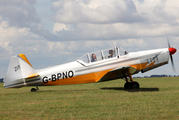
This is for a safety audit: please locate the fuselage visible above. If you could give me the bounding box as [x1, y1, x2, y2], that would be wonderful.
[3, 47, 172, 88]
[36, 48, 169, 86]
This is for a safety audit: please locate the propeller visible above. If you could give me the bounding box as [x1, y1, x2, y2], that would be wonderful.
[167, 39, 177, 72]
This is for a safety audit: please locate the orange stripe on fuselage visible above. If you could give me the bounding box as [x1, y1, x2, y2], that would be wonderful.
[27, 73, 39, 78]
[42, 69, 112, 86]
[131, 63, 148, 70]
[41, 62, 155, 86]
[131, 62, 155, 71]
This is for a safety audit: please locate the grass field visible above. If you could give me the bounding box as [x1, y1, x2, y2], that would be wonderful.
[0, 77, 179, 120]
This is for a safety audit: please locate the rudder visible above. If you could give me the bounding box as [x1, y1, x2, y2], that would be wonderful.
[4, 54, 36, 88]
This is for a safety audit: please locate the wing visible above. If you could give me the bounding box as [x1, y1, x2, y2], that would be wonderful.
[98, 66, 137, 82]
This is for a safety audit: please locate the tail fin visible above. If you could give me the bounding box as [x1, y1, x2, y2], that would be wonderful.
[4, 54, 36, 88]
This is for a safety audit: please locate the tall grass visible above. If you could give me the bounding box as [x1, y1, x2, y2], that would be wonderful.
[0, 77, 179, 120]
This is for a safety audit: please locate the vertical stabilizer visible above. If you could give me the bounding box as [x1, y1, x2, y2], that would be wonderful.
[4, 54, 36, 88]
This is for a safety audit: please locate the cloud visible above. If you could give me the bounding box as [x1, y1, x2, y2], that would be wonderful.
[133, 0, 179, 24]
[1, 0, 179, 42]
[53, 23, 74, 33]
[0, 0, 40, 27]
[49, 0, 179, 41]
[52, 0, 143, 24]
[51, 22, 179, 41]
[0, 20, 44, 58]
[1, 0, 178, 42]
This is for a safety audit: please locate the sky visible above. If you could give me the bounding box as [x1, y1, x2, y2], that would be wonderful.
[0, 0, 179, 78]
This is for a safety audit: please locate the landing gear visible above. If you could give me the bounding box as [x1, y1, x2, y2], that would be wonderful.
[31, 88, 36, 92]
[124, 75, 140, 89]
[31, 86, 39, 92]
[124, 82, 139, 89]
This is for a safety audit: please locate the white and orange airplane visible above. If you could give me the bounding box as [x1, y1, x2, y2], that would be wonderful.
[3, 41, 177, 92]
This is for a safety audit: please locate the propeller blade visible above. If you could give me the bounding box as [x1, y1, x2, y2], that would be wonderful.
[167, 38, 171, 48]
[167, 38, 176, 72]
[170, 54, 176, 72]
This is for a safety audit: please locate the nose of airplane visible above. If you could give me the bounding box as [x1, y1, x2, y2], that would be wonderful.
[169, 47, 177, 55]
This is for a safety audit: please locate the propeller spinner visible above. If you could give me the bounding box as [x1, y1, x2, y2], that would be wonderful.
[169, 47, 177, 55]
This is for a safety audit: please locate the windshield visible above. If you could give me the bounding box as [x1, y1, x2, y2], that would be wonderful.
[78, 46, 128, 63]
[118, 46, 128, 56]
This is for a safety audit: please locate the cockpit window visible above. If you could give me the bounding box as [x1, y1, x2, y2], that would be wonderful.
[118, 47, 128, 56]
[78, 47, 118, 63]
[79, 54, 90, 63]
[90, 51, 103, 62]
[103, 48, 116, 59]
[78, 47, 128, 63]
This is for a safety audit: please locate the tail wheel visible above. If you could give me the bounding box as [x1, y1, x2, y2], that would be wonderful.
[31, 88, 37, 92]
[131, 82, 140, 89]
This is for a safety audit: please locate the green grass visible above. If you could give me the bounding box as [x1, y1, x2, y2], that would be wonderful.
[1, 77, 179, 120]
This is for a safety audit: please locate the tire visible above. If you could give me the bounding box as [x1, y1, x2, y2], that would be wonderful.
[124, 82, 131, 89]
[31, 88, 36, 92]
[131, 82, 140, 89]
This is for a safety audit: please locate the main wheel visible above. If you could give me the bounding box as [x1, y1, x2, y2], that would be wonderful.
[31, 88, 37, 92]
[131, 82, 140, 89]
[124, 82, 131, 89]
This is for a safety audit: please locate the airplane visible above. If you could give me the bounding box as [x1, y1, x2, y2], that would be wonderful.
[3, 41, 177, 92]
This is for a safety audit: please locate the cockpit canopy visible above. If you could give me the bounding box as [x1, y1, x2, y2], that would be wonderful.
[78, 46, 128, 63]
